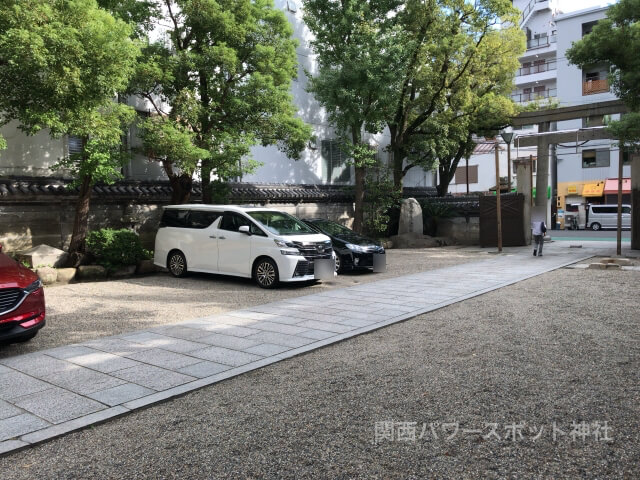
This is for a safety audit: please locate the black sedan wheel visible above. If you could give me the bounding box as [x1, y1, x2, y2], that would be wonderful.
[253, 258, 279, 289]
[334, 251, 343, 273]
[168, 250, 187, 277]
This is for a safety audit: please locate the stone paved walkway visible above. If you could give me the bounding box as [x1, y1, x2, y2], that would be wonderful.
[0, 243, 614, 455]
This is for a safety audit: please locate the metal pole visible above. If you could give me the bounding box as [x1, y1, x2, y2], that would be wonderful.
[529, 154, 534, 206]
[507, 142, 512, 191]
[617, 147, 623, 256]
[495, 142, 503, 252]
[466, 157, 469, 194]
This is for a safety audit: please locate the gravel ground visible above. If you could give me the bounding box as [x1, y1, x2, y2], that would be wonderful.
[1, 266, 638, 478]
[0, 247, 487, 357]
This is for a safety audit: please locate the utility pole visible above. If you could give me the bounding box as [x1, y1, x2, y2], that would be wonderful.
[617, 147, 623, 256]
[495, 141, 503, 252]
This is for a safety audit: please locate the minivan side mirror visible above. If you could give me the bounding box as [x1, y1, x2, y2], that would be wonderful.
[238, 225, 251, 235]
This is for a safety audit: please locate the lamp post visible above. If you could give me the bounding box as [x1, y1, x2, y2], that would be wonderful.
[500, 131, 514, 191]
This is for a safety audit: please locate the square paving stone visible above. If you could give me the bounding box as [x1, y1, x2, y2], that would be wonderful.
[253, 321, 309, 335]
[87, 383, 155, 407]
[295, 320, 353, 334]
[0, 399, 23, 420]
[55, 350, 138, 374]
[111, 364, 196, 391]
[245, 331, 313, 348]
[46, 366, 127, 395]
[296, 329, 337, 340]
[13, 387, 105, 424]
[176, 361, 231, 378]
[0, 413, 51, 442]
[197, 333, 261, 351]
[189, 346, 263, 367]
[81, 338, 150, 356]
[154, 326, 214, 342]
[0, 371, 52, 401]
[193, 324, 262, 337]
[244, 343, 291, 356]
[124, 349, 202, 370]
[0, 354, 77, 378]
[120, 332, 209, 354]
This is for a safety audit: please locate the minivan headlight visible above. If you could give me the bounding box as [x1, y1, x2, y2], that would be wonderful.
[24, 279, 43, 294]
[274, 239, 295, 248]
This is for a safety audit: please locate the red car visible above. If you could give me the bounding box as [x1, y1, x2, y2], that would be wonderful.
[0, 244, 46, 343]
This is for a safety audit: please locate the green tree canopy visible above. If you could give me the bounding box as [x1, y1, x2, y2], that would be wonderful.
[304, 0, 404, 231]
[0, 0, 140, 259]
[567, 0, 640, 145]
[130, 0, 312, 203]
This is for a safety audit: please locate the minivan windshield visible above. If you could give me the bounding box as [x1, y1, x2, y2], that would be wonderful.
[248, 211, 315, 235]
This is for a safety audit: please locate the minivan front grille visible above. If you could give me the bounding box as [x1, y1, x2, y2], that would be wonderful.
[293, 260, 313, 277]
[291, 241, 332, 261]
[0, 288, 24, 316]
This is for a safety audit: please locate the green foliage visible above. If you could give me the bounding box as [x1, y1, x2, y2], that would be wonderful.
[362, 167, 402, 236]
[208, 179, 231, 204]
[97, 0, 160, 38]
[567, 0, 640, 148]
[0, 0, 140, 137]
[86, 228, 151, 271]
[129, 0, 313, 199]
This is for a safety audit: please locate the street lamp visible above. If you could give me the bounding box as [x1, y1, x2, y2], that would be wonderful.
[500, 131, 514, 191]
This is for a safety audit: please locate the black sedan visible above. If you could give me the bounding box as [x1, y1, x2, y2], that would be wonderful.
[301, 218, 384, 273]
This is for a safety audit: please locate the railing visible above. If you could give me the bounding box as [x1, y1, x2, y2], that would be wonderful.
[520, 0, 549, 26]
[511, 88, 557, 103]
[526, 34, 556, 50]
[583, 79, 609, 95]
[516, 61, 557, 77]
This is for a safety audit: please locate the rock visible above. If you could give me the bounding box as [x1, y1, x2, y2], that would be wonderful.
[16, 244, 68, 268]
[588, 263, 606, 270]
[381, 239, 394, 250]
[56, 268, 77, 284]
[389, 232, 441, 249]
[76, 265, 107, 280]
[111, 265, 136, 278]
[605, 263, 621, 270]
[397, 198, 423, 235]
[136, 259, 158, 275]
[36, 267, 57, 285]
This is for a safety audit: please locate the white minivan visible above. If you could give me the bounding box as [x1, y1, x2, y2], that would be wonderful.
[154, 205, 334, 288]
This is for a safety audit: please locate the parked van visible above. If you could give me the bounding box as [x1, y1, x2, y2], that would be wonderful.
[586, 204, 632, 231]
[154, 205, 334, 288]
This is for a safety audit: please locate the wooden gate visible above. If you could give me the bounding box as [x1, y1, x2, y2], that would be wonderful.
[479, 193, 526, 247]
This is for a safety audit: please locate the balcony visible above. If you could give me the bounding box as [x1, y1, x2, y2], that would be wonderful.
[511, 88, 557, 103]
[583, 79, 609, 95]
[526, 35, 556, 50]
[516, 61, 557, 77]
[520, 0, 553, 27]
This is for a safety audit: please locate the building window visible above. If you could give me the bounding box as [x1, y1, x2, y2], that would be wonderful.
[67, 135, 84, 158]
[321, 139, 351, 184]
[583, 70, 609, 95]
[453, 165, 478, 185]
[582, 149, 610, 168]
[582, 21, 598, 36]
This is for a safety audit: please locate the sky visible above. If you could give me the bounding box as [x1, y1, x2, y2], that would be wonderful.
[558, 0, 616, 12]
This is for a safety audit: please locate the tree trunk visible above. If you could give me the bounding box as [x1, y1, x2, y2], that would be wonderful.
[67, 173, 92, 266]
[437, 164, 452, 196]
[353, 164, 365, 234]
[169, 174, 193, 204]
[201, 160, 212, 204]
[162, 160, 193, 204]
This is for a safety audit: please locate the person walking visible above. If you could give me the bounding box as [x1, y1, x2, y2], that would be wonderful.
[532, 219, 547, 256]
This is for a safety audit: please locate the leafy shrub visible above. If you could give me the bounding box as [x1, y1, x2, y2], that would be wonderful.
[363, 167, 403, 237]
[419, 200, 457, 219]
[86, 228, 151, 271]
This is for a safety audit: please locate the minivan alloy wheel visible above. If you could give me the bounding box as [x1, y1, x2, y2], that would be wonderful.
[591, 222, 601, 231]
[255, 259, 277, 288]
[168, 251, 187, 277]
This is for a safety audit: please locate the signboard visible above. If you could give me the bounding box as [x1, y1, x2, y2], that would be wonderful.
[567, 185, 578, 194]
